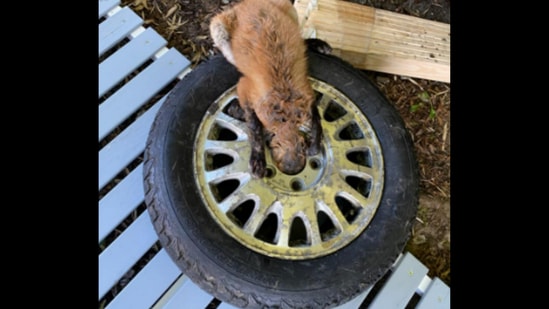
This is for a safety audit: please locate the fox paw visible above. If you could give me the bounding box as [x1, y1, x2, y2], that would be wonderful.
[305, 38, 332, 55]
[250, 151, 267, 178]
[226, 100, 246, 121]
[307, 141, 321, 156]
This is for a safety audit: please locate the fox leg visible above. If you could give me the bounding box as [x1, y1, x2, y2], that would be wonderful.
[245, 108, 267, 178]
[307, 103, 323, 156]
[237, 77, 267, 178]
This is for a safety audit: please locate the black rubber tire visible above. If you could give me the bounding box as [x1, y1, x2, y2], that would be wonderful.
[143, 52, 419, 309]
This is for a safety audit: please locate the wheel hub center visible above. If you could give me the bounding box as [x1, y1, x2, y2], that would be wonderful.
[263, 147, 327, 194]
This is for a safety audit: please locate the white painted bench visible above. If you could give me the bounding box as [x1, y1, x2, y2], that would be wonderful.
[98, 1, 450, 308]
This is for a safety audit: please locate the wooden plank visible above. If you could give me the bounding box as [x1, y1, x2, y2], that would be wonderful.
[98, 97, 163, 191]
[415, 278, 450, 309]
[99, 6, 143, 56]
[151, 275, 191, 309]
[98, 164, 144, 243]
[368, 252, 429, 308]
[98, 48, 189, 141]
[153, 275, 215, 309]
[98, 212, 158, 300]
[106, 249, 182, 309]
[98, 0, 121, 18]
[416, 275, 433, 294]
[97, 4, 193, 308]
[99, 28, 167, 97]
[295, 0, 450, 82]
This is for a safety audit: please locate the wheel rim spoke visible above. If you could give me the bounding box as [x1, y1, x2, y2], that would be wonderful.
[194, 79, 385, 259]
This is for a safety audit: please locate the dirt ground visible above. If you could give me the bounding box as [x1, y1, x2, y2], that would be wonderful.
[120, 0, 451, 286]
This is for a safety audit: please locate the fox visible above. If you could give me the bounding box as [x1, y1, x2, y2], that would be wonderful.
[209, 0, 331, 177]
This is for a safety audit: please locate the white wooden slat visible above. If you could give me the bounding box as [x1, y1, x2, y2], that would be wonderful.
[368, 252, 429, 309]
[98, 48, 189, 141]
[417, 275, 432, 294]
[98, 98, 162, 191]
[106, 249, 182, 309]
[99, 28, 167, 97]
[154, 275, 215, 309]
[151, 275, 191, 309]
[99, 0, 121, 18]
[99, 212, 158, 300]
[415, 278, 450, 309]
[99, 6, 143, 56]
[99, 164, 144, 243]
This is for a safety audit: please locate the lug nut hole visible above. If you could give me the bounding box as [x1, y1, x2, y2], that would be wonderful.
[309, 158, 321, 170]
[290, 178, 305, 191]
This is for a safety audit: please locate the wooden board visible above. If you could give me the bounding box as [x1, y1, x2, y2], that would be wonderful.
[295, 0, 450, 83]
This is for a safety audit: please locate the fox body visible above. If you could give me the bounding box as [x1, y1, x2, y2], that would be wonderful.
[210, 0, 324, 177]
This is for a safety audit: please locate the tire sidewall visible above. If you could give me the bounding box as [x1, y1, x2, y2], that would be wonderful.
[144, 53, 419, 306]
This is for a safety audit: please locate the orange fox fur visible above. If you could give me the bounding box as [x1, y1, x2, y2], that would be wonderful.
[210, 0, 322, 177]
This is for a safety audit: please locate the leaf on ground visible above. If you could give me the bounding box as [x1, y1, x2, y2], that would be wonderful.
[418, 91, 430, 103]
[410, 102, 422, 112]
